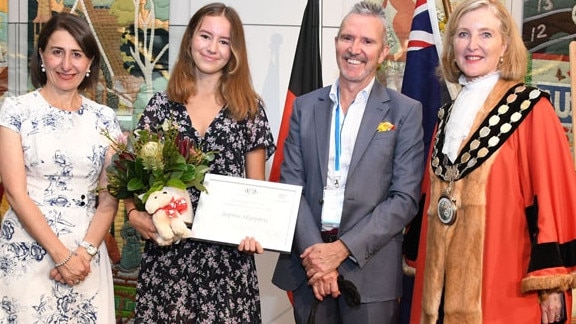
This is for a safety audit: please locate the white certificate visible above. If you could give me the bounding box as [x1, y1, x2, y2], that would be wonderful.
[190, 173, 302, 253]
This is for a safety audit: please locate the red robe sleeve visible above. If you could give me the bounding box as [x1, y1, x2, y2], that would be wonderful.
[519, 98, 576, 292]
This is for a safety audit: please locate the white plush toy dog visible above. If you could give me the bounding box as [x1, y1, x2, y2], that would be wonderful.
[145, 187, 193, 246]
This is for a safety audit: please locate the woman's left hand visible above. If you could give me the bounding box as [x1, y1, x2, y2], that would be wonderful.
[238, 236, 263, 254]
[49, 251, 90, 286]
[540, 291, 564, 323]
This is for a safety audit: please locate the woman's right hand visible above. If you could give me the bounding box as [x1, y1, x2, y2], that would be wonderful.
[128, 209, 158, 241]
[540, 291, 564, 323]
[238, 236, 264, 254]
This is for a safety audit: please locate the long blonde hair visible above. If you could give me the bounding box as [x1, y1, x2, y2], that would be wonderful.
[167, 3, 261, 120]
[440, 0, 527, 83]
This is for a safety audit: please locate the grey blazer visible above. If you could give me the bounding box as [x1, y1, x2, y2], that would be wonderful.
[272, 80, 425, 302]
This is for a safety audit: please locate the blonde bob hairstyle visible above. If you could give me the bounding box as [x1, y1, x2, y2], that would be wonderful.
[440, 0, 527, 83]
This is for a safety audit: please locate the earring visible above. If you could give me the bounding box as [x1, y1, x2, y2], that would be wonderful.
[85, 69, 91, 78]
[41, 63, 45, 72]
[499, 56, 503, 64]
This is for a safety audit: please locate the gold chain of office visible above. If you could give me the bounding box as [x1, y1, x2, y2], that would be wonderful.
[431, 83, 546, 183]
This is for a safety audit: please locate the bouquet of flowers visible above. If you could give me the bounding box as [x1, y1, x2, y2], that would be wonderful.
[104, 119, 216, 211]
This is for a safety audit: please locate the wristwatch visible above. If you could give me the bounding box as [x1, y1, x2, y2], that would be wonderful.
[80, 241, 98, 257]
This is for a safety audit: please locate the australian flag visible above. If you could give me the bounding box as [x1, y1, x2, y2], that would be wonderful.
[401, 0, 445, 154]
[400, 1, 446, 322]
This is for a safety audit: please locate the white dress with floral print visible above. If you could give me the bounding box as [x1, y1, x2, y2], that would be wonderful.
[0, 90, 121, 324]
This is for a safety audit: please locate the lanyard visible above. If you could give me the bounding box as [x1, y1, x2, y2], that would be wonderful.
[334, 88, 342, 172]
[335, 105, 341, 172]
[333, 88, 343, 187]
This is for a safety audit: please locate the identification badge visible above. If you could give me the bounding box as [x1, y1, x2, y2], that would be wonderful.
[321, 187, 345, 226]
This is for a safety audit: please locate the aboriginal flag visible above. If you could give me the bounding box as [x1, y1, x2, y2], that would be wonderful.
[269, 0, 323, 182]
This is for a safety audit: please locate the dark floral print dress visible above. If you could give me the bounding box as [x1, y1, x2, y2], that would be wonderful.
[133, 91, 276, 324]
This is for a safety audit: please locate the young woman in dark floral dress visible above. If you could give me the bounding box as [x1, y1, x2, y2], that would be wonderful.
[124, 3, 276, 323]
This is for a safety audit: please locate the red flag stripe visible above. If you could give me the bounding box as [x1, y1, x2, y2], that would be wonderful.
[269, 90, 296, 182]
[407, 39, 434, 51]
[268, 0, 323, 306]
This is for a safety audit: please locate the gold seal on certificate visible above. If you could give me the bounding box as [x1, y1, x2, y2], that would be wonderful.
[438, 195, 457, 225]
[190, 174, 302, 253]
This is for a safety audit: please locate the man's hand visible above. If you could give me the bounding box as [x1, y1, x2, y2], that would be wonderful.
[311, 270, 340, 301]
[301, 240, 350, 285]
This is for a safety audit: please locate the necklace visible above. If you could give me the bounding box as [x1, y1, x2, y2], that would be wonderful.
[431, 83, 544, 225]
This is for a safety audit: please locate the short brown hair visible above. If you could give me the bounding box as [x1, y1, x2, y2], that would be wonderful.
[339, 1, 388, 45]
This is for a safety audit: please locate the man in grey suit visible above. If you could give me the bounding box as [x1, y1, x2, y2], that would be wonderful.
[272, 2, 425, 323]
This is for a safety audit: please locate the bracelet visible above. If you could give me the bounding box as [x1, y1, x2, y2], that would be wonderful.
[127, 208, 137, 219]
[54, 249, 74, 268]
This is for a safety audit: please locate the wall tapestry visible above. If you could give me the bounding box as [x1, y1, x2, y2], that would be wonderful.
[522, 0, 574, 153]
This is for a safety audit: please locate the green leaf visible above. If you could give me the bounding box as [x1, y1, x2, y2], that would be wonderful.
[166, 162, 187, 172]
[141, 192, 151, 204]
[142, 183, 165, 203]
[166, 178, 186, 189]
[193, 182, 208, 193]
[175, 155, 187, 164]
[204, 152, 216, 162]
[133, 194, 146, 211]
[134, 158, 145, 177]
[113, 188, 132, 199]
[149, 180, 165, 192]
[127, 178, 145, 191]
[169, 171, 184, 180]
[180, 168, 196, 182]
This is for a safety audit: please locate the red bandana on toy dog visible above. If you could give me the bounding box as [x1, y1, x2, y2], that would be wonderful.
[154, 197, 188, 218]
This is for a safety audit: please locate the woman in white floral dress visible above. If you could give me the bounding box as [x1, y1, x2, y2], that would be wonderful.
[0, 13, 120, 323]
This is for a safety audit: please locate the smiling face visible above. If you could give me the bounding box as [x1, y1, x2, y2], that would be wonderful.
[453, 6, 507, 81]
[190, 14, 232, 78]
[335, 13, 388, 89]
[40, 29, 92, 93]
